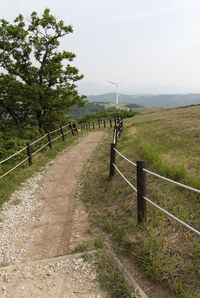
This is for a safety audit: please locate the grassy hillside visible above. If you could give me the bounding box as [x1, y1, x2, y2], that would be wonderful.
[80, 104, 200, 297]
[87, 92, 200, 107]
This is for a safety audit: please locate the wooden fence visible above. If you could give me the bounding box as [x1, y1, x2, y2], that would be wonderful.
[109, 121, 200, 236]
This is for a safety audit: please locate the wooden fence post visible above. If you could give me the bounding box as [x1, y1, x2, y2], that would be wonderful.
[73, 122, 78, 134]
[104, 119, 106, 128]
[26, 142, 32, 166]
[69, 122, 75, 136]
[136, 160, 147, 224]
[114, 125, 118, 144]
[60, 125, 64, 141]
[109, 142, 116, 177]
[47, 131, 52, 149]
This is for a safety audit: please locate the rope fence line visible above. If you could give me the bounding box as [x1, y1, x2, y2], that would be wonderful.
[114, 148, 136, 167]
[0, 122, 79, 179]
[113, 163, 137, 193]
[113, 147, 200, 196]
[112, 162, 200, 236]
[31, 142, 50, 156]
[0, 145, 28, 165]
[0, 118, 112, 180]
[62, 123, 70, 129]
[143, 168, 200, 195]
[143, 196, 200, 236]
[51, 134, 63, 143]
[0, 157, 29, 179]
[63, 128, 73, 136]
[30, 133, 48, 146]
[109, 120, 200, 236]
[49, 127, 61, 135]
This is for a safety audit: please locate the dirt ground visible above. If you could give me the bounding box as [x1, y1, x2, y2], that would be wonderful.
[24, 131, 106, 262]
[0, 131, 110, 298]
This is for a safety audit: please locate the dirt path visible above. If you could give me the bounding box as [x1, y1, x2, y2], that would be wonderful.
[24, 131, 105, 263]
[0, 131, 110, 298]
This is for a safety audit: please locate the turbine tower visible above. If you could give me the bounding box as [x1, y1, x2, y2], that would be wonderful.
[107, 80, 119, 105]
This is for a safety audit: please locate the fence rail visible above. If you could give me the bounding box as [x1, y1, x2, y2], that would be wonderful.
[79, 118, 117, 131]
[0, 117, 115, 180]
[0, 122, 78, 179]
[109, 121, 200, 237]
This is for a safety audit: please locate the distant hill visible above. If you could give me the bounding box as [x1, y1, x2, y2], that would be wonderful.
[87, 93, 200, 107]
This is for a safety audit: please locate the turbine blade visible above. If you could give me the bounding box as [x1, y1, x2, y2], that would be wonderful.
[106, 80, 118, 86]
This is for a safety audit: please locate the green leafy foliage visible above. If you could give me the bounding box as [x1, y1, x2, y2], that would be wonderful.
[78, 109, 138, 123]
[70, 102, 108, 119]
[0, 8, 85, 132]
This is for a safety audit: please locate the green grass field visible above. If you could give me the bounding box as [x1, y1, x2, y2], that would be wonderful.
[80, 104, 200, 297]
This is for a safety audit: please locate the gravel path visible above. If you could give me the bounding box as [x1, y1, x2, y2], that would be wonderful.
[0, 132, 109, 297]
[0, 254, 109, 297]
[0, 173, 44, 265]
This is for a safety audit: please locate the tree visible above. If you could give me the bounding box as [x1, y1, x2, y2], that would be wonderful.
[0, 74, 30, 130]
[0, 8, 85, 132]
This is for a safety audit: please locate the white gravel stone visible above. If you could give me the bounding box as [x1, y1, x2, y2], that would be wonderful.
[0, 172, 44, 265]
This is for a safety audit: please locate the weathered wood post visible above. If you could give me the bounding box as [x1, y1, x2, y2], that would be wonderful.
[26, 142, 32, 166]
[69, 122, 75, 136]
[60, 125, 64, 141]
[109, 142, 116, 177]
[119, 118, 122, 136]
[47, 131, 52, 149]
[136, 160, 147, 224]
[114, 125, 118, 144]
[73, 122, 78, 134]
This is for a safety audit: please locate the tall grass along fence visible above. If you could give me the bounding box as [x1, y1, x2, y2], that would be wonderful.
[0, 122, 79, 180]
[109, 123, 200, 237]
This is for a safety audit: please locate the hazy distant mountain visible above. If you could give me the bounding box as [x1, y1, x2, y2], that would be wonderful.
[77, 81, 200, 95]
[87, 93, 200, 107]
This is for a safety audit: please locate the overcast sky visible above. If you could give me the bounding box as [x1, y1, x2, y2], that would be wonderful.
[1, 0, 200, 94]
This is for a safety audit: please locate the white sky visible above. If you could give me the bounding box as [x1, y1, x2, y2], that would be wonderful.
[1, 0, 200, 94]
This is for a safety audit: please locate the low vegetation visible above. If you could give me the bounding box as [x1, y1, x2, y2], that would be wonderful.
[78, 109, 138, 124]
[80, 105, 200, 297]
[70, 102, 112, 119]
[0, 130, 83, 208]
[70, 239, 134, 297]
[95, 252, 133, 297]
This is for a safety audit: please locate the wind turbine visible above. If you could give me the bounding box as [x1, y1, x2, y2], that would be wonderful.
[106, 80, 119, 105]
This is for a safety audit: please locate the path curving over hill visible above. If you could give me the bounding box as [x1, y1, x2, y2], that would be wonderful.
[0, 131, 110, 298]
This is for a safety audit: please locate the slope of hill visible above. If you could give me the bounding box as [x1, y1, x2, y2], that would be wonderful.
[87, 92, 200, 107]
[80, 104, 200, 297]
